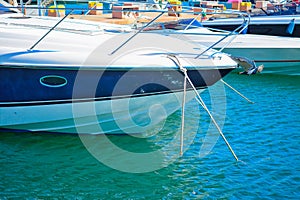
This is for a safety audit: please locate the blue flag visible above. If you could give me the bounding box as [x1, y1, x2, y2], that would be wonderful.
[286, 18, 295, 35]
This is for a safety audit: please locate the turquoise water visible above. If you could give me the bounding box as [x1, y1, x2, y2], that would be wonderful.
[0, 73, 299, 199]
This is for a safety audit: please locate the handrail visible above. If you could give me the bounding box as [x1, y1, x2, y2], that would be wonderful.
[109, 10, 166, 55]
[194, 11, 251, 59]
[28, 9, 73, 50]
[139, 8, 251, 59]
[109, 2, 173, 55]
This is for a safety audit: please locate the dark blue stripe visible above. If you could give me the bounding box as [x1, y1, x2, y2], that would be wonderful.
[203, 23, 300, 37]
[0, 66, 233, 104]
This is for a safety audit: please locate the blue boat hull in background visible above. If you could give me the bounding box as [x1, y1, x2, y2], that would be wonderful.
[202, 15, 300, 37]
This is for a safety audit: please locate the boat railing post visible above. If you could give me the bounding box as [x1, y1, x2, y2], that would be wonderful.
[20, 0, 24, 14]
[53, 0, 58, 17]
[37, 0, 41, 16]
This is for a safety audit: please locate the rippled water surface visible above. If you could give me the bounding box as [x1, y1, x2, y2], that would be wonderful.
[0, 73, 299, 199]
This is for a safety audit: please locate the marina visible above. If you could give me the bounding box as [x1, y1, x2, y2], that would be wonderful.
[0, 0, 300, 199]
[1, 73, 299, 198]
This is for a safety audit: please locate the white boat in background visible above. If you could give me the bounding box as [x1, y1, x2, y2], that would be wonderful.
[0, 11, 237, 134]
[178, 28, 300, 76]
[146, 19, 300, 76]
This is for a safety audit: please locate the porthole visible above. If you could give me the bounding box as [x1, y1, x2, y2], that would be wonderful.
[40, 75, 67, 88]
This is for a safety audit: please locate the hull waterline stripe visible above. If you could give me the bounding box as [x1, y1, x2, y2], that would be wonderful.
[0, 87, 206, 107]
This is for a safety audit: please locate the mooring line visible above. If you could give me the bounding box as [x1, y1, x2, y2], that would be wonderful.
[180, 72, 187, 156]
[168, 54, 187, 156]
[192, 90, 239, 161]
[221, 79, 255, 104]
[168, 54, 238, 161]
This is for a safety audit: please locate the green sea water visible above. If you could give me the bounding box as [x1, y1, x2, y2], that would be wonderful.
[0, 73, 299, 199]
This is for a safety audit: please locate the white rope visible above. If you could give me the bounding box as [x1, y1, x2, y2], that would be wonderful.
[187, 75, 238, 161]
[168, 55, 239, 161]
[192, 88, 238, 161]
[168, 54, 186, 156]
[221, 79, 254, 104]
[180, 73, 187, 156]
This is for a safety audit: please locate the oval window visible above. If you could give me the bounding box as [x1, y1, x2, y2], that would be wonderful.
[40, 75, 67, 88]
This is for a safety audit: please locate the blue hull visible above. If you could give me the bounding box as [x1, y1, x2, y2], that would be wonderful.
[0, 65, 233, 105]
[0, 65, 233, 134]
[202, 15, 300, 37]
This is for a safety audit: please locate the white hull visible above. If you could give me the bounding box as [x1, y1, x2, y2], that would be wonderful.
[0, 90, 200, 134]
[173, 28, 300, 75]
[221, 47, 300, 76]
